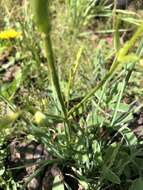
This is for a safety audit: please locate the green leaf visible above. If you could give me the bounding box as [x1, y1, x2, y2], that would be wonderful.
[103, 167, 121, 184]
[82, 154, 89, 165]
[86, 111, 106, 126]
[92, 140, 100, 154]
[117, 103, 130, 113]
[130, 178, 143, 190]
[10, 69, 22, 98]
[119, 126, 138, 146]
[0, 112, 20, 129]
[52, 175, 64, 190]
[92, 140, 102, 164]
[0, 69, 22, 99]
[0, 168, 5, 176]
[103, 142, 119, 167]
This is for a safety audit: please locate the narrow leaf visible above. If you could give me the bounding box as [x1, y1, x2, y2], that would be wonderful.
[103, 167, 121, 184]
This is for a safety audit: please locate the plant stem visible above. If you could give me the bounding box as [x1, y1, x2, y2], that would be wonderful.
[44, 33, 71, 141]
[44, 34, 67, 118]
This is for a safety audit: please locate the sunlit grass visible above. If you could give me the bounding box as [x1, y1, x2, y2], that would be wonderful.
[0, 0, 143, 190]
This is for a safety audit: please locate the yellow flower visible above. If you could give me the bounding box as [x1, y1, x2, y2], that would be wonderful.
[0, 29, 21, 40]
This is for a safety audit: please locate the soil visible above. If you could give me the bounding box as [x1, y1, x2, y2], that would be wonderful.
[129, 107, 143, 139]
[4, 135, 81, 190]
[5, 137, 56, 190]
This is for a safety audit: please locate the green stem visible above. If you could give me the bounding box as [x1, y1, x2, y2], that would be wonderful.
[44, 34, 71, 141]
[44, 34, 67, 118]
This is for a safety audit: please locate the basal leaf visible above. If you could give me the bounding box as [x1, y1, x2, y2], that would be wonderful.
[103, 166, 121, 184]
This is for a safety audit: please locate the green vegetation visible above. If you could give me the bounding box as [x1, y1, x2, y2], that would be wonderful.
[0, 0, 143, 189]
